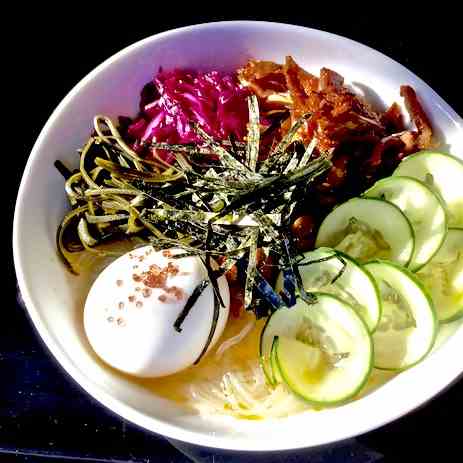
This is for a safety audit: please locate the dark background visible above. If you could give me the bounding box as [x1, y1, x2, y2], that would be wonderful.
[5, 9, 463, 462]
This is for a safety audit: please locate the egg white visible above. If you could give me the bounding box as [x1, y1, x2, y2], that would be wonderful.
[84, 246, 230, 377]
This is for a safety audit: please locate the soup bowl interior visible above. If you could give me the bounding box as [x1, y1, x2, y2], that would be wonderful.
[13, 21, 463, 451]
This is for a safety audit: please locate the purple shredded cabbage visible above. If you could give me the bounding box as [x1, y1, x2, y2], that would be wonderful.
[127, 69, 251, 163]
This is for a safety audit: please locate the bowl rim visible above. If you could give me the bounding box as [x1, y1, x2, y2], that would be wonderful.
[13, 20, 463, 452]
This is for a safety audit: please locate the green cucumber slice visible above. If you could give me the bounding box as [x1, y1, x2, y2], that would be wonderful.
[261, 293, 372, 404]
[275, 247, 381, 332]
[417, 228, 463, 322]
[270, 336, 283, 383]
[364, 260, 437, 370]
[260, 317, 278, 385]
[315, 197, 415, 267]
[364, 176, 447, 271]
[393, 151, 463, 227]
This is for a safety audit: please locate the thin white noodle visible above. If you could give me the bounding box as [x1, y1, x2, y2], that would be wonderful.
[215, 319, 256, 360]
[224, 372, 262, 410]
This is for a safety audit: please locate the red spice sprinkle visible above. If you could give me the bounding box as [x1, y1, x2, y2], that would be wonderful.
[158, 294, 167, 303]
[165, 286, 185, 301]
[116, 280, 123, 287]
[142, 288, 152, 298]
[136, 301, 143, 308]
[116, 317, 126, 327]
[162, 249, 172, 258]
[132, 274, 142, 282]
[128, 295, 135, 303]
[142, 265, 167, 289]
[118, 302, 124, 310]
[167, 262, 179, 276]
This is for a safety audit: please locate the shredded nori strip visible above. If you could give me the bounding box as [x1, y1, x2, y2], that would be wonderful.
[245, 95, 260, 172]
[193, 124, 252, 176]
[54, 160, 74, 180]
[202, 224, 225, 308]
[297, 251, 348, 284]
[282, 238, 317, 306]
[331, 254, 347, 284]
[174, 279, 209, 332]
[244, 232, 259, 309]
[259, 113, 311, 174]
[56, 101, 332, 326]
[193, 291, 220, 364]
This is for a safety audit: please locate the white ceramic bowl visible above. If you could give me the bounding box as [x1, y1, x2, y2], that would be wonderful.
[13, 21, 463, 452]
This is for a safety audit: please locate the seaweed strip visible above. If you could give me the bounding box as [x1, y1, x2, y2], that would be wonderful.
[297, 252, 347, 284]
[244, 230, 259, 309]
[246, 95, 260, 172]
[174, 279, 209, 332]
[202, 225, 225, 308]
[193, 291, 220, 364]
[193, 124, 252, 176]
[282, 238, 317, 305]
[259, 113, 311, 174]
[298, 137, 318, 168]
[214, 158, 330, 219]
[330, 254, 347, 284]
[54, 160, 73, 180]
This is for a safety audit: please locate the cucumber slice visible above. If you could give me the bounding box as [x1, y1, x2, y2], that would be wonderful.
[260, 317, 278, 385]
[393, 151, 463, 227]
[261, 293, 373, 404]
[275, 248, 381, 332]
[364, 176, 447, 271]
[364, 260, 437, 370]
[315, 198, 415, 267]
[270, 336, 283, 383]
[417, 228, 463, 322]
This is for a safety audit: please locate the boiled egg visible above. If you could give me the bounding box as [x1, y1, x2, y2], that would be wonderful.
[84, 246, 230, 377]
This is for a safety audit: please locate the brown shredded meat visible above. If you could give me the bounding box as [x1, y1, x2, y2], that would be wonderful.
[400, 85, 433, 149]
[237, 56, 436, 244]
[238, 56, 435, 179]
[382, 102, 405, 133]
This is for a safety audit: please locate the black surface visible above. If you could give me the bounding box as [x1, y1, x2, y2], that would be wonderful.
[6, 9, 463, 462]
